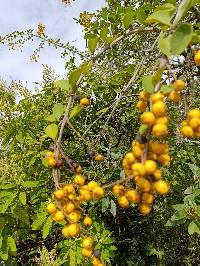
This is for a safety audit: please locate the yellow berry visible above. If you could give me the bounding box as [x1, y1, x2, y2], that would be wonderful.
[181, 126, 194, 137]
[83, 216, 92, 226]
[95, 154, 104, 161]
[48, 157, 56, 167]
[155, 116, 168, 125]
[45, 151, 55, 159]
[189, 117, 200, 129]
[131, 163, 146, 176]
[54, 190, 65, 200]
[118, 196, 129, 208]
[168, 91, 181, 102]
[133, 146, 143, 158]
[63, 184, 75, 194]
[125, 152, 135, 164]
[139, 91, 149, 101]
[63, 202, 75, 214]
[140, 112, 156, 126]
[173, 80, 185, 91]
[47, 203, 57, 214]
[112, 184, 125, 197]
[136, 178, 151, 193]
[157, 154, 170, 166]
[152, 124, 168, 138]
[74, 175, 86, 186]
[154, 180, 170, 195]
[82, 248, 93, 257]
[138, 203, 152, 215]
[62, 226, 70, 237]
[152, 101, 167, 117]
[68, 223, 80, 237]
[68, 210, 81, 223]
[194, 50, 200, 66]
[80, 97, 90, 107]
[92, 187, 104, 200]
[83, 237, 94, 250]
[125, 189, 140, 204]
[92, 256, 101, 266]
[87, 181, 99, 191]
[136, 100, 147, 112]
[144, 160, 157, 174]
[141, 193, 154, 204]
[53, 211, 65, 222]
[153, 169, 163, 180]
[188, 109, 200, 119]
[151, 92, 164, 103]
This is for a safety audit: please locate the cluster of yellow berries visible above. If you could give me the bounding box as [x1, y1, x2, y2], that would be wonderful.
[181, 109, 200, 138]
[168, 79, 186, 102]
[82, 237, 104, 266]
[118, 140, 170, 215]
[46, 174, 105, 259]
[138, 91, 169, 138]
[194, 50, 200, 66]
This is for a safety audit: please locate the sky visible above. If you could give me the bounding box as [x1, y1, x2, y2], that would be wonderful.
[0, 0, 105, 88]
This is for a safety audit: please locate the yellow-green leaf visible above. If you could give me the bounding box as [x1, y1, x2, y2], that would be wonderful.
[44, 123, 58, 141]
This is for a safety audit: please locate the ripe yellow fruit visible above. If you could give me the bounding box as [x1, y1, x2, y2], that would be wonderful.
[152, 101, 167, 117]
[87, 181, 99, 191]
[76, 165, 83, 174]
[122, 158, 130, 169]
[83, 237, 94, 250]
[194, 50, 200, 66]
[153, 169, 163, 180]
[141, 193, 154, 204]
[82, 248, 93, 257]
[152, 124, 168, 138]
[48, 157, 56, 167]
[95, 154, 104, 161]
[112, 184, 125, 197]
[125, 152, 135, 164]
[138, 203, 152, 215]
[149, 141, 169, 155]
[92, 256, 101, 266]
[68, 223, 80, 237]
[157, 154, 170, 166]
[181, 126, 194, 137]
[131, 163, 146, 176]
[118, 196, 129, 208]
[63, 184, 75, 194]
[132, 140, 145, 149]
[80, 97, 90, 107]
[140, 112, 156, 126]
[63, 202, 75, 214]
[189, 117, 200, 129]
[68, 210, 81, 223]
[125, 189, 140, 204]
[136, 178, 151, 193]
[173, 80, 185, 91]
[151, 92, 164, 103]
[168, 91, 181, 102]
[83, 216, 92, 226]
[47, 203, 57, 214]
[45, 151, 55, 159]
[155, 116, 168, 125]
[54, 190, 65, 200]
[136, 100, 147, 112]
[92, 187, 104, 200]
[139, 91, 149, 101]
[154, 180, 170, 195]
[144, 160, 157, 174]
[98, 264, 104, 266]
[133, 146, 143, 158]
[188, 109, 200, 119]
[53, 211, 65, 222]
[74, 175, 86, 186]
[80, 189, 92, 202]
[62, 226, 70, 237]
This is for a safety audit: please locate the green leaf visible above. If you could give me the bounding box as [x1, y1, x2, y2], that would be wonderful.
[188, 221, 200, 235]
[1, 235, 9, 260]
[142, 75, 154, 93]
[79, 61, 92, 75]
[42, 216, 52, 239]
[55, 79, 71, 91]
[44, 123, 58, 140]
[110, 199, 116, 217]
[171, 24, 193, 55]
[22, 181, 39, 188]
[53, 103, 65, 120]
[19, 192, 26, 205]
[70, 105, 82, 119]
[188, 163, 200, 177]
[145, 10, 172, 26]
[69, 69, 82, 87]
[32, 212, 47, 230]
[100, 26, 108, 40]
[69, 248, 76, 266]
[155, 3, 176, 13]
[123, 11, 135, 29]
[45, 114, 56, 122]
[88, 38, 98, 54]
[160, 84, 173, 94]
[192, 33, 200, 44]
[158, 33, 172, 57]
[102, 198, 110, 212]
[1, 192, 17, 214]
[153, 66, 165, 85]
[7, 236, 17, 253]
